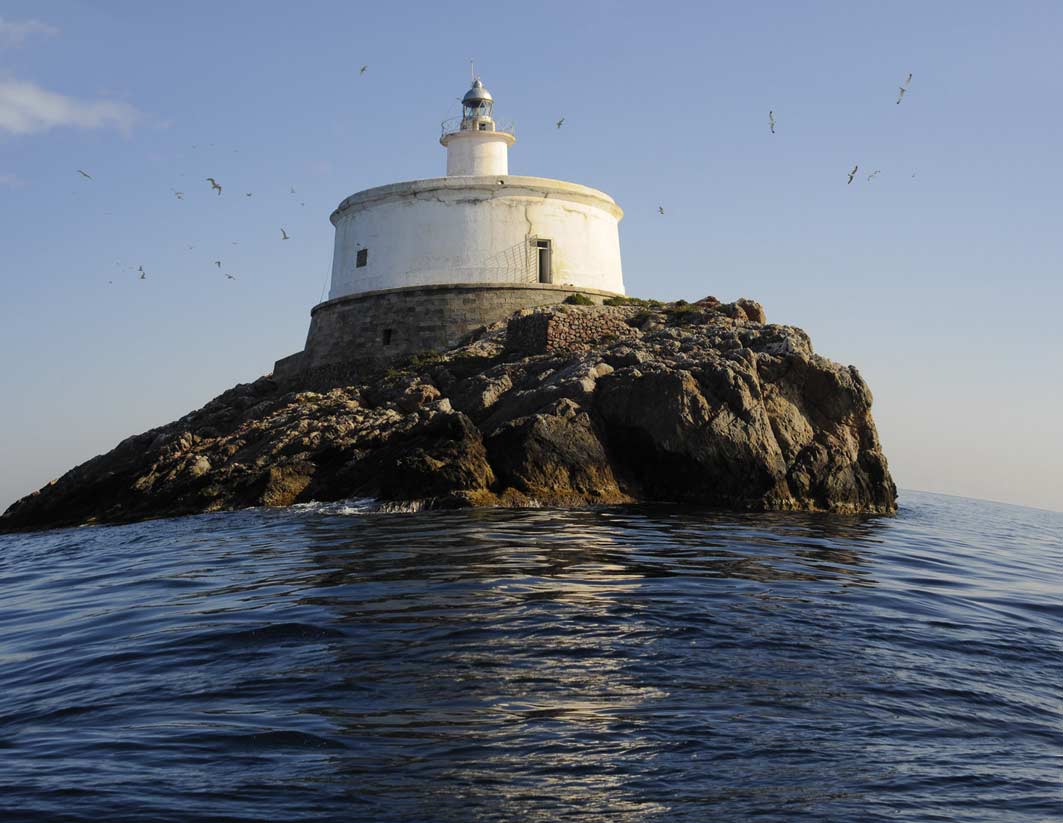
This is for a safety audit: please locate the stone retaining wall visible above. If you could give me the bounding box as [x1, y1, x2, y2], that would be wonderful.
[276, 283, 624, 377]
[505, 305, 638, 355]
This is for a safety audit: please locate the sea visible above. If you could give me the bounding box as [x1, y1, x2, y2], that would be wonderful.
[0, 490, 1059, 822]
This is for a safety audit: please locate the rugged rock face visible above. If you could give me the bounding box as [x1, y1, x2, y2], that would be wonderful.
[1, 299, 897, 531]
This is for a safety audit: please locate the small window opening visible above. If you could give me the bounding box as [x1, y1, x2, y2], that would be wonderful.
[536, 239, 552, 284]
[356, 248, 368, 268]
[382, 328, 393, 345]
[478, 122, 488, 131]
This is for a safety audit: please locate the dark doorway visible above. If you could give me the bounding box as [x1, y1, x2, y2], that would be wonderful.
[536, 239, 552, 284]
[382, 328, 393, 345]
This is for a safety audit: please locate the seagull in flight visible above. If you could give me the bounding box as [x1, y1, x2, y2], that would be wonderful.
[77, 169, 93, 180]
[556, 117, 565, 129]
[658, 205, 665, 215]
[138, 266, 146, 280]
[289, 186, 296, 194]
[847, 165, 859, 184]
[206, 177, 222, 195]
[769, 110, 775, 134]
[173, 190, 184, 200]
[245, 192, 253, 197]
[360, 65, 367, 75]
[896, 73, 912, 105]
[867, 170, 881, 182]
[214, 260, 222, 268]
[225, 273, 236, 280]
[280, 228, 290, 240]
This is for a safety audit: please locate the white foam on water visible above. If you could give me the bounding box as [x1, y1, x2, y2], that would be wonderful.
[288, 498, 381, 516]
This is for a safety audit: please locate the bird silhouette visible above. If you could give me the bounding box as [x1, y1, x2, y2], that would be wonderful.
[556, 117, 565, 129]
[289, 186, 296, 194]
[847, 165, 858, 184]
[225, 273, 236, 280]
[173, 190, 184, 200]
[206, 177, 222, 195]
[138, 266, 146, 280]
[769, 110, 775, 134]
[280, 228, 289, 240]
[896, 73, 912, 105]
[658, 206, 665, 215]
[867, 170, 881, 182]
[360, 65, 367, 75]
[214, 260, 222, 268]
[245, 192, 253, 197]
[77, 169, 92, 180]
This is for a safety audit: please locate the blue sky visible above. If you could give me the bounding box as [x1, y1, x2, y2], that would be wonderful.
[1, 0, 1060, 512]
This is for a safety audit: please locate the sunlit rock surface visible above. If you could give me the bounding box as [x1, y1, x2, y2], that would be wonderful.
[1, 299, 897, 531]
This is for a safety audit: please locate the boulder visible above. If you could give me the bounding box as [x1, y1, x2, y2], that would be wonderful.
[485, 399, 630, 506]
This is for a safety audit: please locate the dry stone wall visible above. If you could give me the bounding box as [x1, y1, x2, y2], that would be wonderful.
[505, 305, 638, 355]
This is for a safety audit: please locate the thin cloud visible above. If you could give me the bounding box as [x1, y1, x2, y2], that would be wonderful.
[0, 78, 140, 135]
[0, 17, 58, 47]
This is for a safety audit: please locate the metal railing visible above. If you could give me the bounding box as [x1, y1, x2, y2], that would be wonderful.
[440, 117, 516, 138]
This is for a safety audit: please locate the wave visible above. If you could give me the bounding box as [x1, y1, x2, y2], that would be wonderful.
[287, 498, 431, 515]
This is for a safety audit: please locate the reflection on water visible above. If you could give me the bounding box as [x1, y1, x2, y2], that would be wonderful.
[0, 493, 1059, 822]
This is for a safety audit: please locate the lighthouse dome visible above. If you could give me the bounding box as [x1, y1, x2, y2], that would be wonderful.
[461, 78, 493, 107]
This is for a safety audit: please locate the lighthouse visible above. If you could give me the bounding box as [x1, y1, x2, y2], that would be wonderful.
[440, 78, 515, 176]
[275, 77, 626, 379]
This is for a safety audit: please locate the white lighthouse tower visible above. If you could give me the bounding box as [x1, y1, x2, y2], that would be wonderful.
[276, 76, 627, 379]
[440, 78, 515, 176]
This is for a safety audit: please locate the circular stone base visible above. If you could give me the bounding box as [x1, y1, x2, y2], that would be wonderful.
[275, 282, 624, 379]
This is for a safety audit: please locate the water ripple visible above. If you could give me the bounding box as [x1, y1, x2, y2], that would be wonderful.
[0, 491, 1060, 822]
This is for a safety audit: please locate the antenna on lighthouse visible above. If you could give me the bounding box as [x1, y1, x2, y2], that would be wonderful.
[469, 58, 475, 83]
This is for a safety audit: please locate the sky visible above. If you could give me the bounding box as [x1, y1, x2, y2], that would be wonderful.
[1, 0, 1060, 513]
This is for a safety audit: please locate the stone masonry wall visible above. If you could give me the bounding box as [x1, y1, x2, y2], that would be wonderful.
[504, 305, 638, 356]
[282, 283, 624, 376]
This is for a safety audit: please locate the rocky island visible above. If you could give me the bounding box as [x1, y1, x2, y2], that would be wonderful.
[1, 298, 897, 531]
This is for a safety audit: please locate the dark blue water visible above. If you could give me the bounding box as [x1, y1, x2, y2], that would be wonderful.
[0, 491, 1059, 822]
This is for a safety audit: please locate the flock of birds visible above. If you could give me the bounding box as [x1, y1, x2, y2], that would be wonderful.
[79, 166, 299, 284]
[838, 73, 914, 186]
[78, 66, 379, 286]
[654, 71, 915, 213]
[837, 73, 913, 186]
[79, 66, 913, 282]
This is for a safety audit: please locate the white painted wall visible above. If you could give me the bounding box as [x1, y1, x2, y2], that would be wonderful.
[327, 176, 625, 300]
[442, 131, 513, 176]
